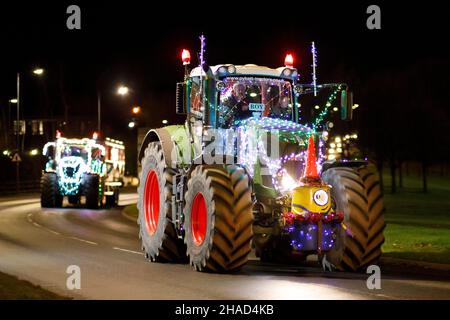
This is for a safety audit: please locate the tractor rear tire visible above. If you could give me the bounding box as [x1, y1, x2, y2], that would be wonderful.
[137, 142, 186, 263]
[184, 165, 253, 272]
[321, 165, 385, 272]
[84, 174, 102, 209]
[358, 165, 386, 267]
[41, 172, 63, 208]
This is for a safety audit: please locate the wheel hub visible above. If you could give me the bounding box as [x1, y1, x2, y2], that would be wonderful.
[191, 192, 207, 246]
[144, 170, 159, 235]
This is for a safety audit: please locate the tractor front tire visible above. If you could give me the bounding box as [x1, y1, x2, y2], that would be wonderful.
[41, 172, 63, 208]
[184, 165, 253, 272]
[84, 174, 102, 209]
[321, 165, 385, 272]
[137, 142, 186, 263]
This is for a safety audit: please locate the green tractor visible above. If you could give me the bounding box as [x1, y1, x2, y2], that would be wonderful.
[137, 40, 385, 273]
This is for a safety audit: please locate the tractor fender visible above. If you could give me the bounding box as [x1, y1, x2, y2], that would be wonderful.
[138, 126, 190, 168]
[321, 160, 369, 173]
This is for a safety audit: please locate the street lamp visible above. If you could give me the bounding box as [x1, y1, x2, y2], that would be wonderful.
[97, 84, 131, 134]
[33, 68, 44, 75]
[128, 121, 136, 128]
[132, 106, 141, 114]
[9, 99, 18, 104]
[117, 86, 129, 96]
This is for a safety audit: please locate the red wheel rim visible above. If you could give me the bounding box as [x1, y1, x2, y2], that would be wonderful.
[191, 192, 207, 246]
[143, 170, 159, 235]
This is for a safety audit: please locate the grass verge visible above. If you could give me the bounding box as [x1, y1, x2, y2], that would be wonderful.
[123, 203, 138, 220]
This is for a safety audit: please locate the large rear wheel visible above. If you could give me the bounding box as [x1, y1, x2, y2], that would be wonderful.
[321, 164, 385, 271]
[184, 165, 253, 272]
[137, 142, 186, 262]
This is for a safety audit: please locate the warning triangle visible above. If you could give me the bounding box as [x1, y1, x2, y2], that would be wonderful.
[12, 153, 22, 162]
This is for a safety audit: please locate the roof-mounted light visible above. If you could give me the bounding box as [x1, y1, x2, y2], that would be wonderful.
[181, 49, 191, 65]
[56, 130, 62, 138]
[284, 53, 294, 68]
[92, 132, 99, 140]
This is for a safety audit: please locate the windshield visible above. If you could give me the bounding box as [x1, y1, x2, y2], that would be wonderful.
[61, 145, 88, 162]
[218, 77, 293, 127]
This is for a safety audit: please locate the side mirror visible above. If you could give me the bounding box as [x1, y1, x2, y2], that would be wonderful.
[340, 90, 353, 121]
[43, 142, 55, 158]
[176, 82, 186, 115]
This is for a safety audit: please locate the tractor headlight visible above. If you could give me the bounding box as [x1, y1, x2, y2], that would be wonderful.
[282, 68, 292, 77]
[313, 189, 329, 206]
[227, 65, 236, 74]
[216, 81, 226, 91]
[218, 66, 227, 74]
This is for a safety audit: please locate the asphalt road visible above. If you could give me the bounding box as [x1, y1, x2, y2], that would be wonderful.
[1, 191, 449, 300]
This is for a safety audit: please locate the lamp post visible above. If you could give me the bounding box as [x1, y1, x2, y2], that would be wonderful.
[97, 85, 129, 135]
[10, 68, 45, 193]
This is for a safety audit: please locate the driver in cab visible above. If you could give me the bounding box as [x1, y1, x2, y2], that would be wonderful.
[223, 83, 253, 121]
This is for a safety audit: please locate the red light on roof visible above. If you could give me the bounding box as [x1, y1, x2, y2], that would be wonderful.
[56, 130, 62, 138]
[285, 53, 294, 68]
[93, 132, 99, 140]
[181, 49, 191, 65]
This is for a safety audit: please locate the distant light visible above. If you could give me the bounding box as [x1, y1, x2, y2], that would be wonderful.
[326, 102, 331, 107]
[2, 150, 10, 156]
[335, 136, 341, 143]
[333, 107, 338, 112]
[117, 86, 129, 95]
[284, 53, 294, 68]
[352, 104, 359, 110]
[314, 105, 320, 110]
[92, 132, 99, 140]
[330, 143, 336, 148]
[328, 148, 335, 154]
[162, 119, 168, 124]
[30, 149, 39, 156]
[9, 98, 18, 104]
[128, 121, 136, 128]
[337, 143, 342, 148]
[132, 106, 141, 114]
[181, 49, 191, 65]
[336, 148, 343, 153]
[352, 134, 358, 139]
[327, 154, 336, 161]
[33, 68, 44, 75]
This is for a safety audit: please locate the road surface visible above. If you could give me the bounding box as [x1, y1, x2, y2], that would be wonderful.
[1, 191, 449, 300]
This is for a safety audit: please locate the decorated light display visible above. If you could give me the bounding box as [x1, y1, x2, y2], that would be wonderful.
[311, 42, 318, 96]
[312, 85, 341, 130]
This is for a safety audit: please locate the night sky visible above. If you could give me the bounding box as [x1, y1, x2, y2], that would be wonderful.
[0, 1, 449, 169]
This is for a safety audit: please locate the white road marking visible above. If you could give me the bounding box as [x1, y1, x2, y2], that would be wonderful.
[69, 237, 98, 245]
[113, 247, 144, 255]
